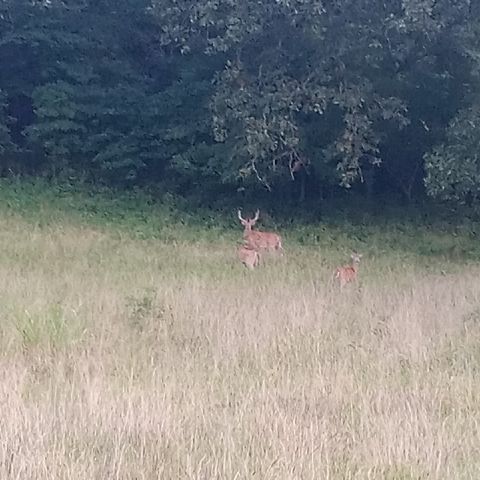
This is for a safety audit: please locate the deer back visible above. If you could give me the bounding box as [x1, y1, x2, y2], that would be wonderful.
[335, 265, 357, 283]
[244, 230, 282, 251]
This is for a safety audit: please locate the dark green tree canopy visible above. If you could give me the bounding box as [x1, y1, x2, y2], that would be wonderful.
[0, 0, 479, 203]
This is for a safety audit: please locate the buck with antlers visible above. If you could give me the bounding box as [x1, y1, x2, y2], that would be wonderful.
[237, 209, 283, 253]
[334, 253, 363, 288]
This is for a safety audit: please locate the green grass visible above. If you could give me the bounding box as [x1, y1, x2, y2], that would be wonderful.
[0, 179, 479, 479]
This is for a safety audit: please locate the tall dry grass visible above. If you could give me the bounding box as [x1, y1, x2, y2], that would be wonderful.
[0, 213, 479, 479]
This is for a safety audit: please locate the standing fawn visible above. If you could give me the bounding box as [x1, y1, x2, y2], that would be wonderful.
[334, 253, 363, 288]
[237, 209, 283, 253]
[237, 244, 260, 270]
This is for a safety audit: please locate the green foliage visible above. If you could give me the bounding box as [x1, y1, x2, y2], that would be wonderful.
[29, 75, 164, 182]
[424, 16, 480, 203]
[0, 0, 226, 186]
[0, 0, 479, 203]
[425, 103, 480, 202]
[151, 0, 470, 192]
[0, 89, 14, 155]
[14, 303, 77, 351]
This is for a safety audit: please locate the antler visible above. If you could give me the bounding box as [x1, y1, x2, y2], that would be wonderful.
[237, 209, 245, 222]
[253, 209, 260, 222]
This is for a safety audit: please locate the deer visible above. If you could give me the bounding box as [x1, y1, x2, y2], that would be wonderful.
[237, 244, 260, 270]
[237, 209, 283, 254]
[334, 253, 363, 288]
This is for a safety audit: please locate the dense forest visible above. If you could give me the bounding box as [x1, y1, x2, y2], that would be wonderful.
[0, 0, 479, 206]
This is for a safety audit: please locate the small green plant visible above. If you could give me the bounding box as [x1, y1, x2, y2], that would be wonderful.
[14, 304, 73, 351]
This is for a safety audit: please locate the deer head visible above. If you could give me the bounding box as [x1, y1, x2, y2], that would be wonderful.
[350, 253, 363, 265]
[238, 245, 260, 270]
[237, 209, 260, 233]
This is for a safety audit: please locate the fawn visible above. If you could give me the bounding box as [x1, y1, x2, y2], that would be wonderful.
[237, 244, 260, 270]
[237, 209, 283, 253]
[334, 253, 363, 288]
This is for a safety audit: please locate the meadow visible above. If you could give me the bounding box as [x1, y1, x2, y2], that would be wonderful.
[0, 181, 479, 479]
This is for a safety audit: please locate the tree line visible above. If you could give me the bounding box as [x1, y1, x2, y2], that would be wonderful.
[0, 0, 479, 205]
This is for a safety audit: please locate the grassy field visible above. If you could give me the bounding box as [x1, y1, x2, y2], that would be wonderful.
[0, 181, 479, 479]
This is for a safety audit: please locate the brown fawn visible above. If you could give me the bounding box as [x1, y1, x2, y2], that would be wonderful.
[334, 253, 362, 288]
[237, 244, 260, 270]
[237, 209, 283, 253]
